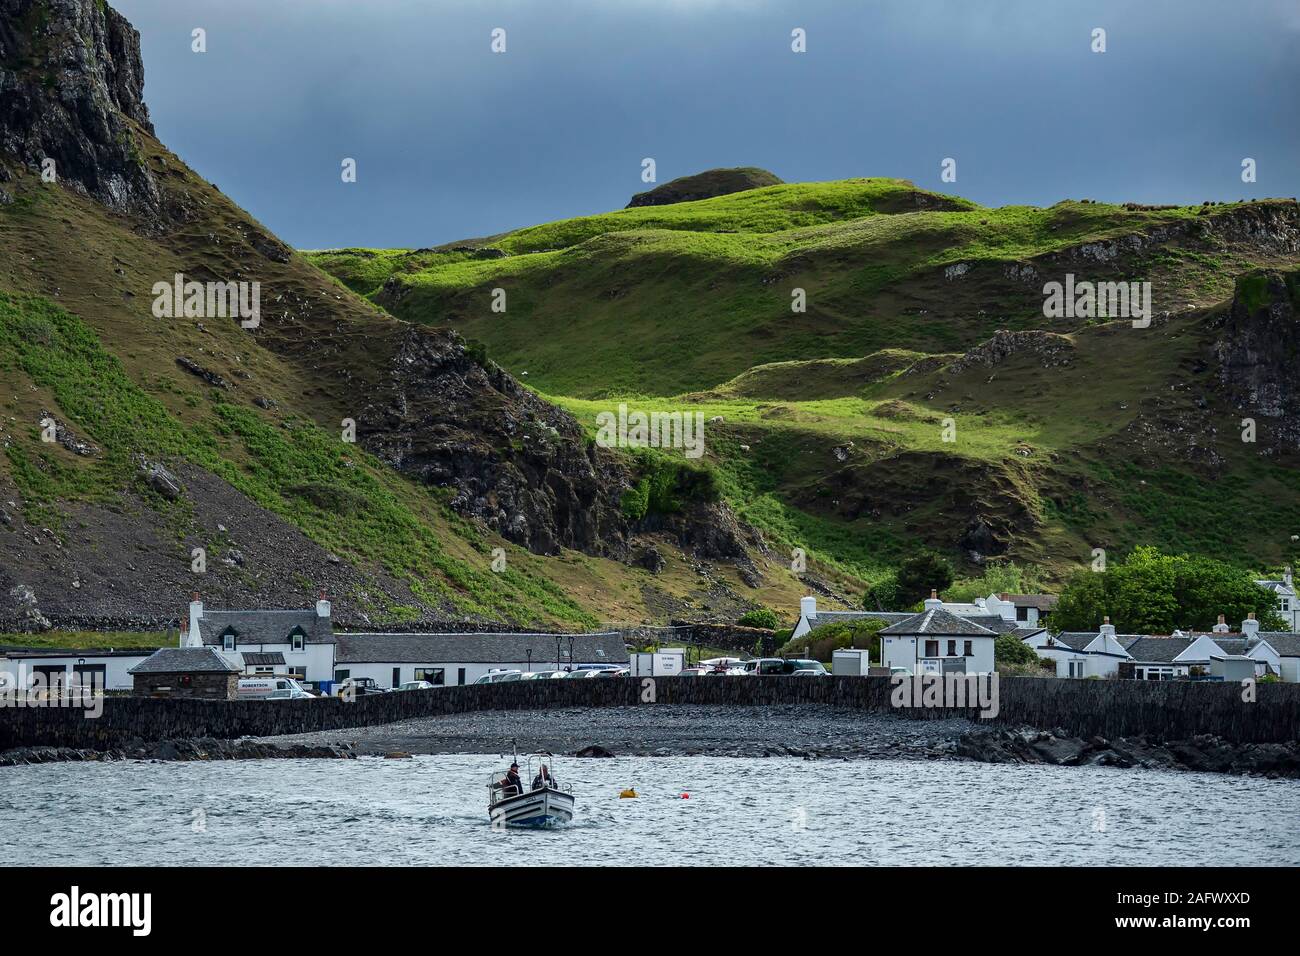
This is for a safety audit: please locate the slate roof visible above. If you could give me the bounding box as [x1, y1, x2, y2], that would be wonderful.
[1051, 632, 1101, 651]
[878, 609, 998, 637]
[197, 610, 334, 646]
[242, 652, 285, 666]
[1120, 637, 1195, 663]
[335, 632, 630, 665]
[964, 614, 1021, 635]
[128, 646, 240, 675]
[1260, 633, 1300, 656]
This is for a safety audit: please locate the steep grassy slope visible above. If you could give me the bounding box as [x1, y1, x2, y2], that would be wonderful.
[308, 181, 1294, 399]
[0, 1, 838, 629]
[310, 180, 1300, 586]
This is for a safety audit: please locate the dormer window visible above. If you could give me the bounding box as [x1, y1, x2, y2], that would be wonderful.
[221, 629, 236, 652]
[291, 630, 305, 652]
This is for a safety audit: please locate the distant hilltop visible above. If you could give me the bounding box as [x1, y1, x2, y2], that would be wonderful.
[626, 166, 783, 208]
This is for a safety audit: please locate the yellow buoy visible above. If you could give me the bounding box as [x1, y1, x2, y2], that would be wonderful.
[619, 788, 638, 799]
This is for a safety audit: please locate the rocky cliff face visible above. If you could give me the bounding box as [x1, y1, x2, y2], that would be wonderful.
[359, 325, 632, 557]
[0, 0, 161, 215]
[1213, 269, 1300, 452]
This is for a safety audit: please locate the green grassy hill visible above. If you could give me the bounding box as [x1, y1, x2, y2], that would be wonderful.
[309, 178, 1300, 588]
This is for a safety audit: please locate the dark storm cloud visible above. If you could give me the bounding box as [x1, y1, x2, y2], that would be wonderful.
[113, 0, 1300, 249]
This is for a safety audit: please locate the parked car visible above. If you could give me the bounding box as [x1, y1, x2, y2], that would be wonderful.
[239, 677, 314, 700]
[679, 667, 706, 676]
[785, 659, 828, 675]
[334, 677, 388, 697]
[889, 667, 913, 678]
[397, 680, 435, 691]
[750, 658, 828, 676]
[473, 669, 523, 685]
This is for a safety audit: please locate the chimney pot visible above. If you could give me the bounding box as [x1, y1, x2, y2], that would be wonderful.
[930, 589, 938, 599]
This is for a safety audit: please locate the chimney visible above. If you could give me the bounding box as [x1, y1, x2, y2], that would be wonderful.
[316, 592, 332, 618]
[800, 596, 817, 620]
[923, 589, 943, 611]
[1099, 615, 1116, 640]
[178, 621, 186, 648]
[1285, 566, 1294, 589]
[188, 593, 203, 645]
[1242, 612, 1259, 638]
[1212, 614, 1229, 634]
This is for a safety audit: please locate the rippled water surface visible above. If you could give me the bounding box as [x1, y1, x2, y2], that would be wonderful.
[3, 756, 1297, 865]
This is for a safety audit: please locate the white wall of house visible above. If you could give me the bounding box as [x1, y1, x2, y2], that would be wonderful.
[882, 635, 995, 674]
[333, 660, 601, 687]
[1279, 656, 1300, 682]
[215, 643, 334, 683]
[1, 654, 148, 691]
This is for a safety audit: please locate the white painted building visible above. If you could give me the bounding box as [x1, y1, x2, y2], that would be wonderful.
[334, 631, 628, 687]
[879, 608, 998, 675]
[187, 597, 337, 685]
[1023, 613, 1293, 681]
[0, 648, 153, 692]
[1255, 568, 1298, 631]
[1024, 618, 1131, 678]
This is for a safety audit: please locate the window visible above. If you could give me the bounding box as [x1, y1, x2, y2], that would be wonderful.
[415, 668, 445, 686]
[290, 630, 305, 651]
[964, 640, 973, 657]
[254, 666, 274, 676]
[221, 629, 236, 652]
[1016, 606, 1029, 621]
[946, 640, 957, 656]
[924, 640, 939, 658]
[334, 669, 350, 681]
[288, 667, 307, 681]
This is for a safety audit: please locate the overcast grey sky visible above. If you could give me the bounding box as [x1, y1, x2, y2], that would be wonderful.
[114, 0, 1300, 250]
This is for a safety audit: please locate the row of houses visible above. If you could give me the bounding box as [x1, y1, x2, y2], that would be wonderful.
[793, 593, 1300, 682]
[0, 596, 629, 693]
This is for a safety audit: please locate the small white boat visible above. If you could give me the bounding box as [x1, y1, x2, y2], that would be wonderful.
[487, 750, 575, 828]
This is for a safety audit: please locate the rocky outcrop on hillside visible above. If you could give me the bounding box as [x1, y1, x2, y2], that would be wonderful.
[1212, 269, 1300, 451]
[945, 329, 1075, 375]
[0, 0, 161, 216]
[627, 167, 783, 208]
[358, 325, 633, 556]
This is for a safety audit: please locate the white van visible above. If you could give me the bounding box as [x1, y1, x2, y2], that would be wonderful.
[237, 677, 313, 700]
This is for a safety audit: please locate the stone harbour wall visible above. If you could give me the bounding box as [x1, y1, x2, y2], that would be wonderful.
[2, 675, 1297, 752]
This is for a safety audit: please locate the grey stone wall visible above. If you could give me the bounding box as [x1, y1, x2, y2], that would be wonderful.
[3, 676, 1298, 752]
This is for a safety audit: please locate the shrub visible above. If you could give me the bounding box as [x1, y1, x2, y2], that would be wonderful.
[738, 607, 778, 630]
[776, 619, 885, 663]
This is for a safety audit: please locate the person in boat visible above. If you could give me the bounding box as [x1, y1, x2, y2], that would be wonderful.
[495, 762, 523, 798]
[531, 764, 554, 790]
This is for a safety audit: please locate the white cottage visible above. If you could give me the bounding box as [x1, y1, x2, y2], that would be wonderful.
[879, 607, 998, 675]
[187, 596, 337, 685]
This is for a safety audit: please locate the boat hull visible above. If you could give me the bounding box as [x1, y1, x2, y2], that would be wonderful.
[489, 788, 575, 828]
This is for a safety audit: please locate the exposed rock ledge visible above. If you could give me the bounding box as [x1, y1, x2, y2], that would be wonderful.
[956, 728, 1300, 778]
[0, 738, 355, 766]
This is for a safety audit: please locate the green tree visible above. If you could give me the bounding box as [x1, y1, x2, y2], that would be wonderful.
[995, 632, 1040, 666]
[1051, 546, 1287, 633]
[893, 551, 955, 608]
